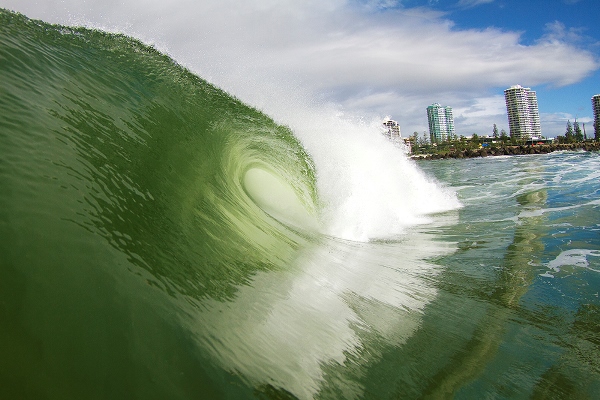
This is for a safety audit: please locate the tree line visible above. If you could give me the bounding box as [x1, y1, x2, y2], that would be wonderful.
[409, 121, 599, 155]
[554, 120, 599, 143]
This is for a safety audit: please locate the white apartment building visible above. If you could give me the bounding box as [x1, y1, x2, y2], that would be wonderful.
[504, 85, 541, 139]
[382, 118, 401, 139]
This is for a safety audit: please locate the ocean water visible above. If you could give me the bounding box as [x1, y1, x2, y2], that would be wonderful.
[1, 9, 599, 399]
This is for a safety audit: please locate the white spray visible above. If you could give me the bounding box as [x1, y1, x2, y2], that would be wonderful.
[247, 86, 461, 241]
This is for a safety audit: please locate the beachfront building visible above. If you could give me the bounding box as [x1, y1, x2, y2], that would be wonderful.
[426, 103, 455, 143]
[504, 85, 541, 140]
[382, 118, 401, 140]
[382, 117, 411, 152]
[593, 94, 600, 139]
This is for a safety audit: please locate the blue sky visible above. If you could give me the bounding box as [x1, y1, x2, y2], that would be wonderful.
[427, 0, 600, 119]
[1, 0, 599, 137]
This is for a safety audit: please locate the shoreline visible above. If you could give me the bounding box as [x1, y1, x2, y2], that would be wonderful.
[411, 142, 600, 160]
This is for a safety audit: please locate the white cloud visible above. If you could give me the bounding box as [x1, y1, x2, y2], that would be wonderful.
[540, 112, 595, 138]
[451, 95, 507, 135]
[0, 0, 598, 137]
[540, 20, 591, 46]
[456, 0, 494, 9]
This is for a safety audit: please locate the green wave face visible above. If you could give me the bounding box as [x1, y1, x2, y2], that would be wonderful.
[0, 9, 319, 301]
[0, 10, 459, 400]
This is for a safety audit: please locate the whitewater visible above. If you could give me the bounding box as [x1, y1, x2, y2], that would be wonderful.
[1, 9, 599, 399]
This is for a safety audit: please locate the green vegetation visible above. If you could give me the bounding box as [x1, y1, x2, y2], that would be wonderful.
[409, 130, 518, 156]
[409, 123, 600, 160]
[555, 120, 587, 143]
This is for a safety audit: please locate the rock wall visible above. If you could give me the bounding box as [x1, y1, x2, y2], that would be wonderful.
[413, 142, 600, 160]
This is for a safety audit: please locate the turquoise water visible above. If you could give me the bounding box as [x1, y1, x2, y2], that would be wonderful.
[1, 9, 599, 399]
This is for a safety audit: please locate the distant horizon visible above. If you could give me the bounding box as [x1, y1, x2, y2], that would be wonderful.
[0, 0, 598, 138]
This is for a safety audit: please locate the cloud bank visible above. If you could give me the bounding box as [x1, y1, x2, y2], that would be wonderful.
[1, 0, 598, 136]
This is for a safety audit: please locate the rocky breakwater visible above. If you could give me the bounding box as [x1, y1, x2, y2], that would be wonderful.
[413, 142, 600, 160]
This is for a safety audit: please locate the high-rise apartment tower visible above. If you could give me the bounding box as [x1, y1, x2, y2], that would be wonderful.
[504, 85, 541, 139]
[426, 103, 455, 143]
[592, 94, 600, 139]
